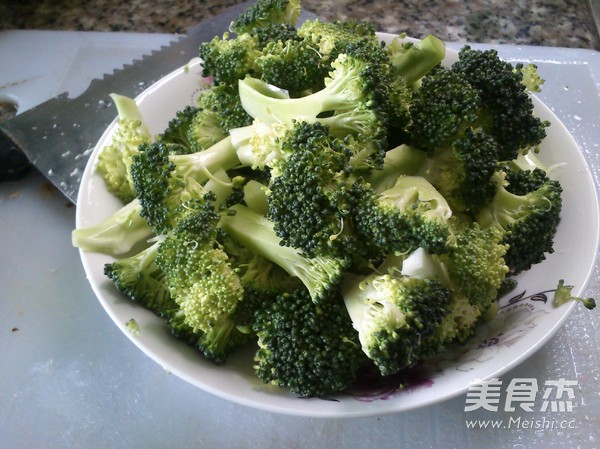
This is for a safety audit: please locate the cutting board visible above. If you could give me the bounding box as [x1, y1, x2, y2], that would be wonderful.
[0, 30, 176, 114]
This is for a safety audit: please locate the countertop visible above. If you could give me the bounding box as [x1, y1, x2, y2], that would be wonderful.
[1, 0, 599, 50]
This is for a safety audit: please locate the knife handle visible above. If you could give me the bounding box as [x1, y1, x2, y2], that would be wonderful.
[0, 128, 31, 182]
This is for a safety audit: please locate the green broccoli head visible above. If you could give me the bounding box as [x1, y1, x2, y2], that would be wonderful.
[476, 170, 562, 275]
[96, 94, 152, 203]
[266, 121, 367, 260]
[451, 46, 549, 160]
[199, 32, 262, 86]
[407, 66, 481, 154]
[220, 204, 348, 303]
[425, 126, 500, 214]
[342, 272, 452, 376]
[103, 240, 175, 315]
[354, 175, 454, 256]
[130, 139, 239, 233]
[155, 197, 245, 334]
[253, 286, 366, 397]
[229, 0, 301, 35]
[297, 18, 379, 66]
[156, 105, 200, 154]
[256, 38, 327, 95]
[438, 222, 509, 311]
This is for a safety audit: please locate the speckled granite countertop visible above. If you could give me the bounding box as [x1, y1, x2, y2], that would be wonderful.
[1, 0, 599, 49]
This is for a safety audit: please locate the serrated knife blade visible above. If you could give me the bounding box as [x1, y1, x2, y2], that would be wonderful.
[0, 2, 315, 203]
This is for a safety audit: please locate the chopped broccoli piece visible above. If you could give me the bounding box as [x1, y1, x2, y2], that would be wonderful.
[221, 204, 347, 303]
[155, 195, 244, 334]
[451, 46, 549, 160]
[253, 286, 365, 397]
[476, 170, 562, 275]
[342, 271, 452, 376]
[71, 199, 153, 256]
[388, 34, 446, 87]
[156, 105, 200, 154]
[229, 0, 301, 35]
[553, 280, 596, 310]
[130, 138, 239, 233]
[104, 240, 175, 314]
[354, 175, 453, 256]
[199, 32, 262, 86]
[96, 94, 151, 203]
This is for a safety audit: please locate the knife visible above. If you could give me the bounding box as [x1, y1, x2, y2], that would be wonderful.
[0, 2, 316, 203]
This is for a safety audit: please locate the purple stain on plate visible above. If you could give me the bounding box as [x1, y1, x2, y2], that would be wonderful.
[343, 365, 435, 402]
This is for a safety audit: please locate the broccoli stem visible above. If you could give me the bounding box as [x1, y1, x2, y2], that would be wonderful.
[390, 34, 446, 86]
[169, 136, 241, 180]
[110, 93, 148, 128]
[367, 144, 428, 193]
[220, 204, 344, 302]
[72, 199, 153, 256]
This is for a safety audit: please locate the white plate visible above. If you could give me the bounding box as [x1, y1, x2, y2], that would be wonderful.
[76, 33, 599, 417]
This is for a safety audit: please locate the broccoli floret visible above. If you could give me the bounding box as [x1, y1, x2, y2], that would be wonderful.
[103, 240, 175, 314]
[199, 32, 262, 86]
[238, 43, 391, 131]
[197, 84, 254, 134]
[229, 0, 301, 35]
[553, 280, 596, 310]
[221, 204, 347, 303]
[156, 105, 200, 154]
[451, 46, 549, 160]
[251, 23, 300, 48]
[517, 63, 544, 93]
[256, 38, 327, 95]
[163, 308, 253, 365]
[71, 198, 153, 256]
[96, 94, 151, 203]
[420, 127, 500, 214]
[476, 171, 562, 275]
[155, 195, 244, 334]
[265, 121, 367, 259]
[253, 286, 365, 397]
[438, 223, 509, 311]
[342, 271, 452, 376]
[354, 175, 454, 256]
[407, 66, 481, 154]
[297, 19, 379, 66]
[130, 138, 239, 233]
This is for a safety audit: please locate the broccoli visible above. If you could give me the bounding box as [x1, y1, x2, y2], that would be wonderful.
[420, 126, 500, 214]
[354, 175, 454, 256]
[253, 286, 366, 397]
[155, 195, 244, 334]
[366, 144, 428, 193]
[229, 0, 301, 35]
[156, 105, 200, 154]
[199, 32, 262, 87]
[103, 240, 175, 315]
[342, 271, 452, 376]
[297, 18, 379, 66]
[387, 34, 446, 88]
[476, 170, 562, 275]
[264, 121, 372, 260]
[96, 94, 151, 203]
[163, 308, 253, 365]
[256, 38, 327, 95]
[553, 280, 596, 310]
[451, 46, 549, 161]
[71, 198, 153, 256]
[130, 138, 240, 233]
[220, 204, 348, 303]
[238, 43, 392, 134]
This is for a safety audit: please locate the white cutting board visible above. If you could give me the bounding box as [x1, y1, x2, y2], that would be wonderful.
[0, 30, 177, 114]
